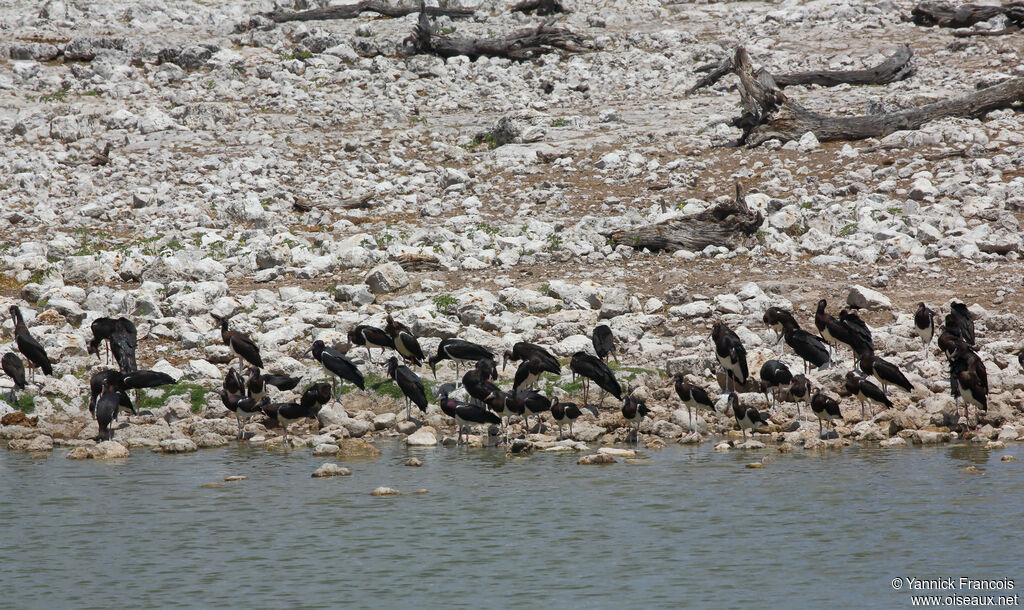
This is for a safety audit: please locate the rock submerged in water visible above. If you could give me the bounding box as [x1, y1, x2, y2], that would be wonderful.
[66, 441, 130, 460]
[404, 457, 423, 467]
[371, 487, 428, 496]
[336, 438, 382, 459]
[405, 429, 437, 447]
[578, 453, 617, 465]
[312, 463, 351, 478]
[157, 439, 198, 453]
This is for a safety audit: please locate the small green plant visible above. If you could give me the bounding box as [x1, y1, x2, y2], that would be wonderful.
[12, 394, 35, 413]
[478, 223, 499, 236]
[539, 283, 550, 294]
[83, 89, 101, 97]
[800, 201, 813, 209]
[551, 118, 567, 127]
[838, 223, 858, 237]
[204, 79, 216, 90]
[295, 50, 311, 60]
[39, 87, 69, 103]
[546, 233, 563, 252]
[438, 26, 456, 35]
[432, 294, 458, 313]
[887, 207, 903, 216]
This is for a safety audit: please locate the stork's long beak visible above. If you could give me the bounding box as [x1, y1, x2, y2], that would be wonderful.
[430, 362, 437, 379]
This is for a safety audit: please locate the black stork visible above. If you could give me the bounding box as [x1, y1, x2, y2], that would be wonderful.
[810, 390, 842, 438]
[262, 373, 302, 392]
[246, 367, 266, 402]
[783, 323, 831, 375]
[763, 307, 797, 354]
[914, 302, 937, 358]
[462, 358, 500, 405]
[2, 352, 26, 404]
[503, 342, 560, 375]
[789, 374, 811, 420]
[858, 350, 912, 396]
[439, 391, 500, 445]
[483, 389, 519, 442]
[109, 317, 138, 373]
[727, 392, 768, 442]
[309, 340, 365, 400]
[386, 356, 429, 419]
[814, 300, 853, 362]
[263, 386, 324, 440]
[673, 374, 715, 432]
[843, 372, 891, 419]
[838, 309, 873, 367]
[957, 368, 987, 424]
[621, 395, 649, 445]
[220, 373, 267, 441]
[949, 301, 975, 347]
[214, 315, 262, 373]
[549, 397, 583, 440]
[758, 360, 793, 410]
[95, 381, 123, 441]
[87, 317, 117, 364]
[121, 369, 176, 408]
[570, 351, 621, 407]
[513, 357, 544, 393]
[347, 324, 395, 364]
[519, 389, 552, 433]
[385, 314, 425, 367]
[427, 338, 495, 381]
[9, 306, 52, 384]
[89, 370, 131, 417]
[711, 322, 748, 393]
[592, 324, 617, 363]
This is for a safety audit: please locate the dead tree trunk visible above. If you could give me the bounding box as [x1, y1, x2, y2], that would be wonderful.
[605, 184, 764, 252]
[911, 2, 1024, 28]
[693, 46, 1024, 146]
[404, 10, 585, 59]
[261, 1, 474, 23]
[689, 45, 914, 94]
[511, 0, 569, 15]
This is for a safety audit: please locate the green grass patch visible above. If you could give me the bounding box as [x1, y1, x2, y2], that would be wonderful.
[11, 394, 35, 413]
[838, 223, 858, 237]
[135, 382, 209, 413]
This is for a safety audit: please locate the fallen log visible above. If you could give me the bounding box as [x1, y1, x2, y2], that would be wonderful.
[261, 1, 474, 24]
[511, 0, 569, 15]
[911, 1, 1024, 28]
[697, 46, 1024, 146]
[403, 10, 585, 59]
[689, 45, 914, 94]
[293, 193, 373, 212]
[605, 184, 764, 252]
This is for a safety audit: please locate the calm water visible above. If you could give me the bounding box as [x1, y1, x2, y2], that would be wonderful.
[1, 441, 1021, 609]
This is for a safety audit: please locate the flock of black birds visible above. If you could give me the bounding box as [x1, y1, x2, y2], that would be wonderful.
[706, 298, 990, 440]
[0, 294, 1001, 447]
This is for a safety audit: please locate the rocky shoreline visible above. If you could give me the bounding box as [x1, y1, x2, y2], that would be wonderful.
[3, 0, 1024, 459]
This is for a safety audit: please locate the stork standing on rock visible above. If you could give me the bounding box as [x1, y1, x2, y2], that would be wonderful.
[213, 315, 262, 374]
[10, 306, 52, 384]
[673, 374, 715, 433]
[843, 371, 891, 419]
[727, 393, 768, 443]
[570, 351, 621, 407]
[428, 338, 494, 382]
[386, 356, 428, 419]
[621, 395, 649, 446]
[309, 340, 365, 401]
[711, 322, 748, 394]
[385, 313, 425, 367]
[549, 397, 583, 440]
[810, 390, 842, 438]
[758, 360, 793, 411]
[348, 324, 395, 365]
[2, 353, 26, 405]
[592, 324, 617, 363]
[914, 302, 937, 358]
[503, 342, 560, 375]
